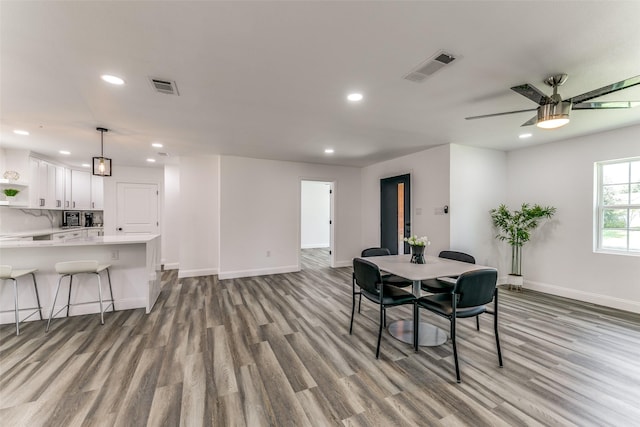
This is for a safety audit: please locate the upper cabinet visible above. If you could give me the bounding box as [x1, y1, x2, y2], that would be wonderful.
[28, 157, 67, 209]
[70, 169, 91, 210]
[1, 149, 105, 211]
[91, 175, 104, 210]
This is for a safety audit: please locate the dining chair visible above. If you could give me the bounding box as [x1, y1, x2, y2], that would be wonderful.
[361, 248, 412, 288]
[421, 250, 482, 330]
[350, 257, 416, 359]
[414, 269, 502, 383]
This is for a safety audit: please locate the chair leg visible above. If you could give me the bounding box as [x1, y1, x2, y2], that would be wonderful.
[358, 294, 362, 313]
[451, 317, 461, 383]
[383, 308, 387, 328]
[106, 268, 115, 311]
[494, 290, 503, 367]
[12, 279, 20, 336]
[376, 305, 384, 359]
[414, 303, 419, 352]
[66, 275, 73, 317]
[96, 273, 105, 325]
[476, 315, 480, 331]
[31, 272, 43, 320]
[349, 291, 356, 334]
[47, 275, 66, 332]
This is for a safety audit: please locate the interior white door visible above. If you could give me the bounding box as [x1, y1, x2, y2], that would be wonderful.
[116, 183, 159, 235]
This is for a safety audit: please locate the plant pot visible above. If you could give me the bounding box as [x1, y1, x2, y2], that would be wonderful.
[508, 273, 523, 291]
[410, 245, 426, 264]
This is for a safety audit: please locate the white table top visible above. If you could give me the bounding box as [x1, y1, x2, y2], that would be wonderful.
[363, 254, 495, 281]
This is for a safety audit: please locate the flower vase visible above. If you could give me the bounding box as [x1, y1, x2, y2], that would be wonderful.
[410, 245, 425, 264]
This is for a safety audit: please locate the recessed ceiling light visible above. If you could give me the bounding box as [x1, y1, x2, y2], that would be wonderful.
[347, 93, 363, 102]
[81, 163, 91, 168]
[324, 148, 335, 154]
[519, 133, 533, 139]
[13, 129, 29, 136]
[59, 150, 71, 155]
[151, 142, 163, 148]
[101, 74, 125, 85]
[146, 158, 156, 163]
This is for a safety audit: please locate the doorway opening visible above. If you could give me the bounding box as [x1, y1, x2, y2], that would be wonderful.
[300, 180, 334, 270]
[380, 174, 411, 254]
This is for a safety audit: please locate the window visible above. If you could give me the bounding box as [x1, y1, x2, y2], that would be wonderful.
[595, 157, 640, 254]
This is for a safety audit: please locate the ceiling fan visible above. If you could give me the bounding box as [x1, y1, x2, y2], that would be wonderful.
[465, 74, 640, 129]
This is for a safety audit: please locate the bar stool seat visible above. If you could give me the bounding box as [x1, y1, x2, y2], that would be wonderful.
[0, 265, 43, 335]
[46, 260, 115, 332]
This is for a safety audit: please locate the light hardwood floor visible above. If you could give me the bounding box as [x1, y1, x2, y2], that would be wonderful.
[1, 253, 639, 426]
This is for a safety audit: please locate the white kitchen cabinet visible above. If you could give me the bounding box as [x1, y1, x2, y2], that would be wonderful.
[70, 169, 91, 210]
[64, 168, 72, 209]
[54, 165, 65, 208]
[27, 157, 66, 209]
[90, 175, 104, 210]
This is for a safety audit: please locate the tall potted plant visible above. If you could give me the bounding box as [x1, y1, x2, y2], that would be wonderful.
[490, 203, 556, 289]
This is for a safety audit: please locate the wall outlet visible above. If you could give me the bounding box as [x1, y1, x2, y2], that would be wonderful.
[111, 250, 119, 260]
[266, 250, 271, 257]
[415, 207, 422, 215]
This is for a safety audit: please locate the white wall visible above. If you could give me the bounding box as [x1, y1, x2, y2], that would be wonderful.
[162, 164, 180, 269]
[450, 144, 507, 269]
[506, 125, 640, 313]
[219, 156, 361, 278]
[177, 156, 219, 278]
[301, 181, 330, 248]
[361, 144, 451, 256]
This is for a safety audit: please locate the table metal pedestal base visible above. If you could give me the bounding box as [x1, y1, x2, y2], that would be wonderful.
[387, 320, 447, 347]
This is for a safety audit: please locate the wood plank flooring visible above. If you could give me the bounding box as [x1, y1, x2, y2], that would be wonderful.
[1, 252, 640, 426]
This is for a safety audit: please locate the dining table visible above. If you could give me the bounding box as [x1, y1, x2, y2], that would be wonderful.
[365, 254, 495, 346]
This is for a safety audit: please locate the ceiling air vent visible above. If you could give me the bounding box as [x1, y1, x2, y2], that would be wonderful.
[149, 77, 179, 95]
[403, 50, 457, 83]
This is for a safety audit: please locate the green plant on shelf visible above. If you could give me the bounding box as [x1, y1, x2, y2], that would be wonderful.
[3, 188, 20, 197]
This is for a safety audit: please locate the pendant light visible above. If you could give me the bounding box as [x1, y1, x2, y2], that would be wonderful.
[93, 127, 112, 176]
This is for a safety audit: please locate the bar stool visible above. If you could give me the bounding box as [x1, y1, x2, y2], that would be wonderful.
[46, 260, 115, 332]
[0, 265, 43, 335]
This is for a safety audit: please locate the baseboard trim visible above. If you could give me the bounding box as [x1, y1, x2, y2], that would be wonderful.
[178, 268, 219, 279]
[506, 277, 640, 314]
[333, 260, 351, 268]
[218, 265, 299, 280]
[163, 263, 179, 271]
[0, 297, 147, 325]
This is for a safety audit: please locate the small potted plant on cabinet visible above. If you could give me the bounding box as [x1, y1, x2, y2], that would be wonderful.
[490, 203, 556, 290]
[3, 188, 20, 202]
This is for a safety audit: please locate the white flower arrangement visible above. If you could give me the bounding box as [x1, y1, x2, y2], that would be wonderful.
[404, 235, 430, 247]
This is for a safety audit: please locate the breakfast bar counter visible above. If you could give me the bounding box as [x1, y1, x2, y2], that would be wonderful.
[0, 234, 161, 325]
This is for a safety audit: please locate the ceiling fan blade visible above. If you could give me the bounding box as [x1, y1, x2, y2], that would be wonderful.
[511, 83, 551, 105]
[570, 75, 640, 104]
[465, 108, 537, 120]
[572, 101, 640, 110]
[520, 115, 537, 127]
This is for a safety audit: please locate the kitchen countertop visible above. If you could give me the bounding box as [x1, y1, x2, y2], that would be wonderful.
[0, 226, 103, 240]
[0, 234, 159, 248]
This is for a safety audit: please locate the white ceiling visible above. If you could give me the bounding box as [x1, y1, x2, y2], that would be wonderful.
[1, 1, 639, 169]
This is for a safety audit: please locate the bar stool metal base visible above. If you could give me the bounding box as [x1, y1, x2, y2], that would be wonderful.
[0, 268, 43, 336]
[46, 263, 115, 332]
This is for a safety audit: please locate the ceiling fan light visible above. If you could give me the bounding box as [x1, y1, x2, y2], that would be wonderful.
[536, 102, 571, 129]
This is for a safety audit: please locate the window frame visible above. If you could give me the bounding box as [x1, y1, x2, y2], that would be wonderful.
[594, 157, 640, 255]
